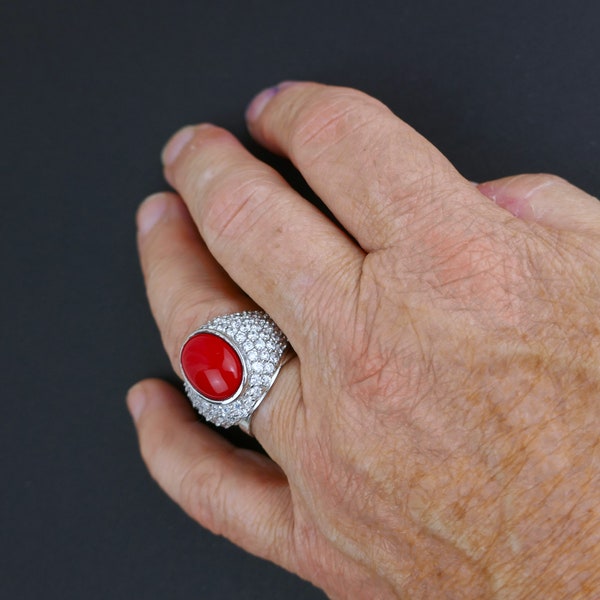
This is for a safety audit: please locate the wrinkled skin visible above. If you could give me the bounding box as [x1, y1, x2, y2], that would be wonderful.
[128, 82, 600, 599]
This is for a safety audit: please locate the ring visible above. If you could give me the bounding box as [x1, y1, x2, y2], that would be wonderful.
[179, 310, 291, 435]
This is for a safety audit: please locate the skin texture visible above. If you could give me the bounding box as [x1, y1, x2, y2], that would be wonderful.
[128, 82, 600, 599]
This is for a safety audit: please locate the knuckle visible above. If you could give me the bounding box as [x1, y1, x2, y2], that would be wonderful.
[287, 88, 386, 162]
[201, 167, 279, 242]
[179, 455, 230, 535]
[139, 420, 176, 473]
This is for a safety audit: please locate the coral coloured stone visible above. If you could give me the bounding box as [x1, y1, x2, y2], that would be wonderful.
[181, 333, 243, 401]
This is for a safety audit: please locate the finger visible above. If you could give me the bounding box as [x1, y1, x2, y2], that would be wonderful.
[476, 174, 600, 234]
[127, 379, 296, 569]
[245, 81, 493, 251]
[136, 192, 302, 461]
[136, 192, 249, 372]
[160, 125, 364, 350]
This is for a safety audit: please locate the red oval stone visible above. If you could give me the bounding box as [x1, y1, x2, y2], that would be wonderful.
[181, 333, 243, 401]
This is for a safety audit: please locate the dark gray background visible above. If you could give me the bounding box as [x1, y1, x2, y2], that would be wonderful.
[2, 0, 599, 598]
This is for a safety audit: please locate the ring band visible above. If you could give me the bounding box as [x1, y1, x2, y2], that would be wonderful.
[179, 310, 290, 435]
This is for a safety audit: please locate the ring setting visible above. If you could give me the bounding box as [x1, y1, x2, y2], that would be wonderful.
[180, 310, 289, 433]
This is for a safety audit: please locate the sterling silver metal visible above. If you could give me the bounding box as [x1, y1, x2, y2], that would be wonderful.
[180, 310, 290, 435]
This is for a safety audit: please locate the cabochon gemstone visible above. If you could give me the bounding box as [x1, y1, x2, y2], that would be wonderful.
[181, 333, 243, 401]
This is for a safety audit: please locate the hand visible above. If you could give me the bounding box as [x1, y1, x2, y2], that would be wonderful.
[128, 82, 600, 599]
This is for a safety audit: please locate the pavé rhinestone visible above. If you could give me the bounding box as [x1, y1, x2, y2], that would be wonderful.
[180, 311, 288, 429]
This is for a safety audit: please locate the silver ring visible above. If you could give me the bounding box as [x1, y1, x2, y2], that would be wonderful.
[179, 310, 291, 435]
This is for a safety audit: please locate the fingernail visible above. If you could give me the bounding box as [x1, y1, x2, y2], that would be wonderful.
[127, 383, 147, 422]
[136, 193, 170, 234]
[245, 81, 299, 122]
[161, 125, 196, 166]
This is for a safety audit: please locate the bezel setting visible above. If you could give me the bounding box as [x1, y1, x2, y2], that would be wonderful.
[180, 311, 288, 429]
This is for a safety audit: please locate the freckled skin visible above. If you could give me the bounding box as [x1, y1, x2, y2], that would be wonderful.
[132, 83, 600, 599]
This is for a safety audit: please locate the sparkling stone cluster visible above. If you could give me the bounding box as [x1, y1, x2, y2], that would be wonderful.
[183, 311, 288, 428]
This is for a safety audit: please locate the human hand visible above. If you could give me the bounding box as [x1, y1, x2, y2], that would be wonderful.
[128, 82, 600, 599]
